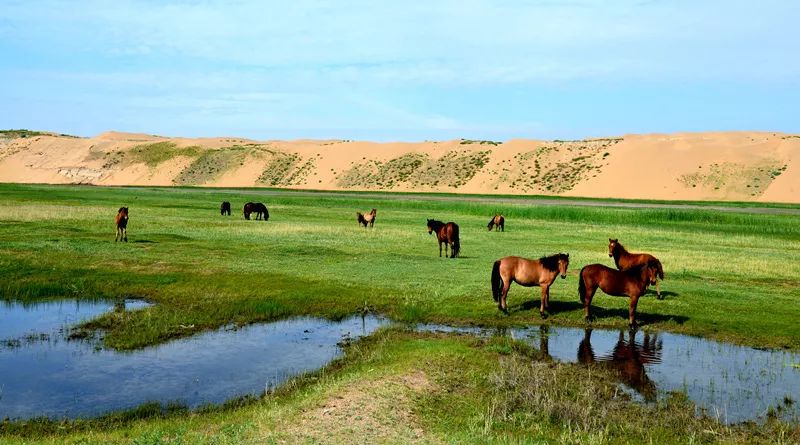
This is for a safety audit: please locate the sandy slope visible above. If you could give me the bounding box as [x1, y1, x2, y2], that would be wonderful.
[0, 131, 797, 203]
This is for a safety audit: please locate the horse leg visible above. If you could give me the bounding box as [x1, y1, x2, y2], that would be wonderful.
[123, 227, 127, 242]
[628, 294, 640, 328]
[656, 279, 663, 300]
[583, 285, 596, 321]
[115, 227, 119, 242]
[500, 280, 511, 314]
[540, 285, 548, 318]
[444, 242, 449, 258]
[439, 241, 443, 257]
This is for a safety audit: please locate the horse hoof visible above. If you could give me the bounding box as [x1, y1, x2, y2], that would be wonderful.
[656, 295, 665, 301]
[540, 312, 548, 319]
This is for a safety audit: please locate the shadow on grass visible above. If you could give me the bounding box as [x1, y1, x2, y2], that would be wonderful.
[513, 300, 689, 326]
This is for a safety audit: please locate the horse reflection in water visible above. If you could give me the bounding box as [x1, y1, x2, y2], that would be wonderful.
[579, 329, 662, 401]
[536, 326, 663, 402]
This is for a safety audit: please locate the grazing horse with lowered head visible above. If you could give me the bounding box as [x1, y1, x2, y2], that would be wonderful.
[356, 208, 377, 228]
[243, 202, 269, 220]
[115, 207, 128, 242]
[487, 214, 505, 232]
[426, 219, 460, 258]
[578, 261, 659, 328]
[491, 253, 569, 316]
[220, 201, 231, 216]
[608, 239, 664, 298]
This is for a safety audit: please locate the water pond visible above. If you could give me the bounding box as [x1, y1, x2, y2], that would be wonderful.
[0, 299, 384, 420]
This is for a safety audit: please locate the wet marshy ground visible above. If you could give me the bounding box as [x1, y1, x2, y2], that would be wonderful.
[0, 300, 384, 420]
[419, 323, 800, 424]
[0, 300, 798, 424]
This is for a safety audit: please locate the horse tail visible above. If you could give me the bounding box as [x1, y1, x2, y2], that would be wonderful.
[451, 224, 460, 257]
[491, 260, 502, 302]
[578, 267, 587, 304]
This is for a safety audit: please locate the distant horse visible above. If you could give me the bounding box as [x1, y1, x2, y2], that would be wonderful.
[426, 219, 460, 258]
[243, 202, 269, 220]
[577, 329, 661, 401]
[487, 214, 505, 232]
[608, 239, 665, 298]
[220, 201, 231, 216]
[115, 207, 128, 242]
[578, 262, 659, 327]
[491, 253, 569, 316]
[356, 208, 377, 228]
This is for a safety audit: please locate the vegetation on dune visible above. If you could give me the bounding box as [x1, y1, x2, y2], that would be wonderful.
[337, 150, 491, 190]
[679, 160, 789, 197]
[0, 129, 51, 139]
[88, 141, 202, 170]
[1, 331, 796, 443]
[488, 138, 621, 193]
[172, 147, 248, 185]
[256, 151, 316, 186]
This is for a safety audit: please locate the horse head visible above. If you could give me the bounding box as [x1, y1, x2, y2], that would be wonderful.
[646, 261, 659, 285]
[426, 219, 434, 234]
[558, 253, 569, 279]
[608, 238, 619, 257]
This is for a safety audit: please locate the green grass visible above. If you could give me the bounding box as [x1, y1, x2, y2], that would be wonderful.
[2, 330, 796, 443]
[0, 183, 799, 352]
[172, 147, 247, 185]
[127, 142, 201, 167]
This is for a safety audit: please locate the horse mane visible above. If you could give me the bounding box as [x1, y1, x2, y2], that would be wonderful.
[539, 253, 568, 272]
[611, 240, 629, 256]
[487, 217, 495, 226]
[118, 207, 126, 214]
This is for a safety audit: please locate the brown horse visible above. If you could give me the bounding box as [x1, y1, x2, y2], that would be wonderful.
[491, 253, 569, 316]
[426, 219, 460, 258]
[487, 214, 505, 232]
[220, 201, 231, 216]
[114, 207, 128, 242]
[608, 239, 664, 298]
[578, 262, 658, 327]
[356, 208, 377, 228]
[243, 202, 269, 220]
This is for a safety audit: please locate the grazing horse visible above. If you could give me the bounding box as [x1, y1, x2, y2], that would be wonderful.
[487, 214, 505, 232]
[491, 253, 569, 316]
[356, 208, 377, 228]
[576, 329, 661, 401]
[114, 207, 128, 242]
[578, 262, 658, 327]
[608, 239, 665, 299]
[220, 201, 231, 216]
[243, 202, 269, 220]
[426, 219, 460, 258]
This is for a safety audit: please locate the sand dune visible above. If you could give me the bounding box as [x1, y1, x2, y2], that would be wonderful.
[1, 130, 797, 203]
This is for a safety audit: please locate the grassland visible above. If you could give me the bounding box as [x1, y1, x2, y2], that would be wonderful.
[1, 183, 799, 442]
[0, 183, 798, 351]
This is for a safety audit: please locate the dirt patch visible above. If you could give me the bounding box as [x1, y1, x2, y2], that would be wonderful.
[273, 371, 435, 444]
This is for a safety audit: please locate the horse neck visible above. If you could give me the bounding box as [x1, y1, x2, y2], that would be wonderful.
[612, 244, 628, 263]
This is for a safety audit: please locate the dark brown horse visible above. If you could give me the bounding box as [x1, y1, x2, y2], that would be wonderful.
[487, 214, 505, 232]
[356, 208, 377, 228]
[608, 239, 664, 298]
[220, 201, 231, 216]
[243, 202, 269, 220]
[491, 253, 569, 316]
[577, 329, 661, 401]
[426, 219, 460, 258]
[114, 207, 128, 242]
[578, 262, 658, 327]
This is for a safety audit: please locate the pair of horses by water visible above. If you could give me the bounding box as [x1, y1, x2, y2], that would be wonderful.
[426, 219, 460, 258]
[492, 240, 663, 327]
[356, 209, 377, 228]
[243, 202, 269, 220]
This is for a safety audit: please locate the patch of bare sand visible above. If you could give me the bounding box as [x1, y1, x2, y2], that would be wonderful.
[268, 371, 435, 444]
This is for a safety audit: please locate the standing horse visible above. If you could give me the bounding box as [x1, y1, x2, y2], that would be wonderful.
[356, 208, 377, 228]
[578, 262, 658, 327]
[114, 207, 128, 242]
[426, 219, 460, 258]
[487, 214, 505, 232]
[608, 239, 664, 298]
[220, 201, 231, 216]
[491, 253, 569, 316]
[243, 202, 269, 220]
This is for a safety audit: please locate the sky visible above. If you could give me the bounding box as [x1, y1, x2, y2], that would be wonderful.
[0, 0, 798, 141]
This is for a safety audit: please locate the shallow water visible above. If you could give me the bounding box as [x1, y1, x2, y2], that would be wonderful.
[419, 323, 800, 424]
[0, 299, 385, 420]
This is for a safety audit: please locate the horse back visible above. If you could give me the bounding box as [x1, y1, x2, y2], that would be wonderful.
[499, 256, 545, 286]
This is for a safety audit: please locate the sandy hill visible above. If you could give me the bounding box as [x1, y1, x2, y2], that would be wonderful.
[0, 130, 798, 203]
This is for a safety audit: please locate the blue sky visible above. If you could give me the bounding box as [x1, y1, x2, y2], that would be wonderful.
[1, 0, 798, 141]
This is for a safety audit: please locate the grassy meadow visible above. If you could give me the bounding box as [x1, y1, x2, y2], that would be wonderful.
[1, 183, 799, 443]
